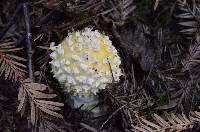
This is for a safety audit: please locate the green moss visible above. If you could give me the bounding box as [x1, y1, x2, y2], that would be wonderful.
[137, 0, 154, 16]
[140, 0, 153, 8]
[156, 92, 169, 105]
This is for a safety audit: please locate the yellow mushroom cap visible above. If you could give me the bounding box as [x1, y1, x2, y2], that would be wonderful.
[50, 28, 123, 97]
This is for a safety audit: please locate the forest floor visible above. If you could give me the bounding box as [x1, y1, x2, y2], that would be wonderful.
[0, 0, 200, 132]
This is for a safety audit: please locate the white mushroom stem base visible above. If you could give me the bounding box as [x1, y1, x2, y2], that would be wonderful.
[69, 94, 109, 118]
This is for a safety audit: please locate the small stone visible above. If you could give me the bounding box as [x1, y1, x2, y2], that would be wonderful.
[76, 76, 87, 83]
[106, 47, 111, 52]
[103, 58, 109, 64]
[50, 52, 57, 59]
[93, 58, 98, 65]
[94, 30, 100, 37]
[51, 60, 60, 68]
[72, 55, 82, 62]
[53, 69, 62, 78]
[76, 31, 80, 37]
[80, 63, 88, 71]
[64, 67, 71, 73]
[87, 78, 94, 85]
[50, 42, 57, 50]
[72, 67, 80, 74]
[107, 56, 112, 62]
[67, 76, 76, 85]
[58, 74, 66, 82]
[76, 42, 82, 51]
[91, 40, 100, 51]
[60, 59, 66, 65]
[57, 45, 64, 55]
[65, 60, 70, 65]
[66, 38, 73, 46]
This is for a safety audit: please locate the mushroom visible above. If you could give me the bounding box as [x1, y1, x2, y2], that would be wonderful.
[50, 28, 123, 114]
[50, 28, 122, 96]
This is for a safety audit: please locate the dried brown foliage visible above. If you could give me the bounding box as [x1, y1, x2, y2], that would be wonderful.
[177, 0, 200, 39]
[133, 111, 200, 132]
[40, 0, 136, 29]
[103, 0, 136, 25]
[184, 35, 200, 73]
[0, 36, 27, 82]
[17, 78, 64, 127]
